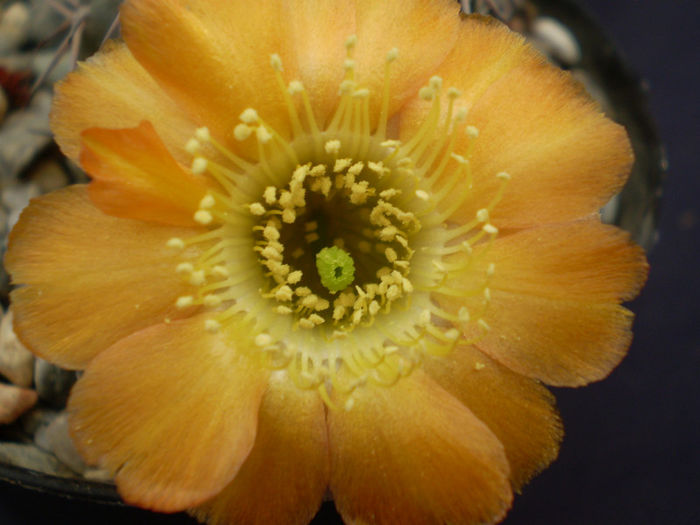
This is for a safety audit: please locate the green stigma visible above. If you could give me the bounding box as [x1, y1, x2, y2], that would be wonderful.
[316, 246, 355, 292]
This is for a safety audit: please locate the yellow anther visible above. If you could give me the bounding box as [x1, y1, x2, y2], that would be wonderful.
[185, 138, 200, 155]
[475, 362, 486, 371]
[483, 287, 492, 301]
[194, 210, 213, 225]
[458, 307, 471, 322]
[305, 232, 319, 243]
[343, 58, 356, 71]
[175, 296, 194, 309]
[263, 225, 280, 240]
[487, 263, 496, 276]
[483, 223, 499, 235]
[287, 270, 303, 284]
[344, 397, 355, 411]
[478, 319, 491, 331]
[309, 313, 325, 325]
[199, 194, 216, 209]
[415, 189, 430, 201]
[239, 108, 259, 124]
[497, 171, 511, 181]
[288, 80, 304, 94]
[203, 294, 223, 307]
[429, 75, 443, 91]
[466, 125, 479, 138]
[344, 35, 357, 49]
[298, 318, 315, 329]
[353, 88, 370, 98]
[189, 270, 206, 286]
[191, 157, 208, 175]
[334, 158, 352, 172]
[234, 123, 252, 141]
[419, 86, 434, 100]
[255, 333, 273, 347]
[325, 140, 341, 155]
[304, 221, 318, 232]
[276, 305, 293, 315]
[205, 319, 221, 333]
[270, 53, 283, 71]
[275, 285, 293, 302]
[195, 127, 211, 142]
[295, 286, 312, 297]
[166, 237, 185, 249]
[263, 186, 277, 204]
[282, 208, 296, 223]
[445, 328, 460, 340]
[476, 208, 490, 222]
[455, 108, 468, 122]
[256, 126, 273, 144]
[451, 152, 468, 164]
[385, 247, 398, 263]
[386, 47, 399, 62]
[176, 262, 194, 274]
[447, 87, 462, 98]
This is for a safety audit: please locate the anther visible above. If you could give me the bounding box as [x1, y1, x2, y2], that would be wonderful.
[176, 296, 194, 309]
[483, 223, 499, 234]
[199, 194, 215, 209]
[189, 270, 206, 286]
[234, 123, 252, 141]
[185, 138, 200, 155]
[325, 139, 341, 155]
[194, 210, 213, 225]
[191, 157, 208, 175]
[205, 319, 221, 333]
[415, 189, 430, 201]
[466, 125, 479, 138]
[270, 53, 283, 71]
[386, 48, 399, 62]
[256, 126, 273, 144]
[176, 262, 194, 274]
[195, 127, 211, 142]
[288, 80, 304, 94]
[239, 108, 259, 124]
[476, 208, 490, 222]
[166, 238, 185, 249]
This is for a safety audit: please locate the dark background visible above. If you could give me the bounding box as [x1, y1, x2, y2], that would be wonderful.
[1, 0, 698, 523]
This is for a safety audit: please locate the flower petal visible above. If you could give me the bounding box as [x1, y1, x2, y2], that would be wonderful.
[423, 344, 562, 491]
[120, 0, 294, 148]
[190, 376, 329, 525]
[438, 220, 647, 386]
[68, 314, 268, 511]
[353, 0, 461, 126]
[281, 1, 356, 129]
[399, 16, 632, 227]
[5, 186, 201, 369]
[80, 121, 208, 226]
[51, 41, 196, 165]
[328, 370, 512, 525]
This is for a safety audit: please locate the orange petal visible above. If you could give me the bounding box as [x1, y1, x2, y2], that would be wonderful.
[80, 121, 208, 226]
[353, 0, 461, 127]
[68, 314, 269, 511]
[120, 0, 294, 149]
[281, 0, 356, 129]
[328, 370, 512, 525]
[51, 40, 197, 165]
[5, 186, 201, 369]
[438, 220, 647, 386]
[399, 16, 632, 228]
[423, 344, 562, 491]
[190, 376, 329, 525]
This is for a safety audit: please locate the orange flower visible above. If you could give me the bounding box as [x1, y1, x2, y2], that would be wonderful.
[5, 1, 648, 524]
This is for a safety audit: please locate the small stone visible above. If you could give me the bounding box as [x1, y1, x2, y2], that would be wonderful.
[0, 308, 34, 387]
[2, 181, 41, 232]
[530, 16, 582, 66]
[20, 407, 60, 436]
[35, 413, 87, 474]
[0, 89, 52, 184]
[34, 358, 77, 408]
[0, 442, 75, 477]
[0, 382, 38, 425]
[83, 467, 113, 482]
[29, 159, 70, 193]
[0, 3, 30, 55]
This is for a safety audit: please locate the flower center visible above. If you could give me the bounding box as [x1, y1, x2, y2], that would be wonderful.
[165, 36, 510, 407]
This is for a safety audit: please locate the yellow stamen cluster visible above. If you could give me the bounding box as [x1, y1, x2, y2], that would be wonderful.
[164, 34, 511, 406]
